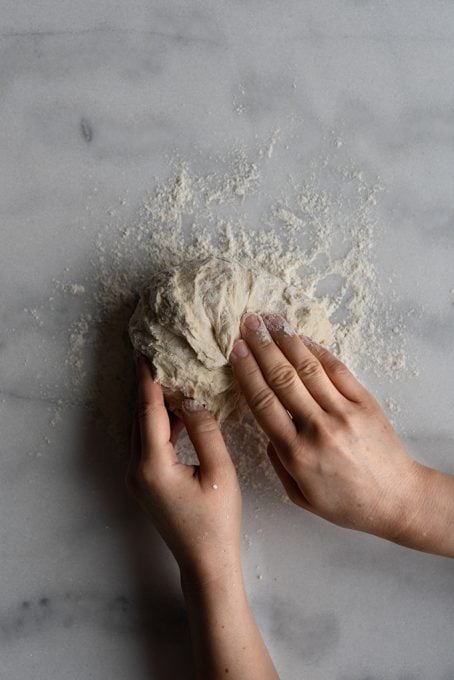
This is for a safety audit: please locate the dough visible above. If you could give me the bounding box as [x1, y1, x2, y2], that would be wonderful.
[129, 256, 333, 422]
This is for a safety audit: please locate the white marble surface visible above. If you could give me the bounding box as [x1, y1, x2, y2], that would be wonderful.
[1, 2, 454, 679]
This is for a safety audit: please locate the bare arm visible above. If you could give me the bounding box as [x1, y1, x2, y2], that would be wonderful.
[128, 357, 279, 679]
[182, 566, 277, 680]
[229, 313, 454, 558]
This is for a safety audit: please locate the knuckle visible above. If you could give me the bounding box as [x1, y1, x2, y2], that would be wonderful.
[323, 419, 346, 441]
[250, 386, 276, 414]
[242, 363, 262, 380]
[295, 357, 322, 380]
[322, 412, 356, 443]
[334, 404, 356, 424]
[327, 356, 350, 378]
[278, 431, 299, 457]
[192, 417, 219, 435]
[314, 345, 331, 361]
[356, 396, 376, 414]
[267, 363, 298, 391]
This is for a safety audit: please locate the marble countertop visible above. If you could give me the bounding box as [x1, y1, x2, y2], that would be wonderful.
[1, 2, 454, 679]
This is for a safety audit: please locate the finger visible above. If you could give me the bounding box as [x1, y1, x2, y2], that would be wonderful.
[126, 412, 142, 491]
[181, 399, 234, 480]
[229, 339, 298, 452]
[137, 355, 178, 466]
[169, 413, 184, 446]
[240, 313, 324, 419]
[267, 442, 309, 508]
[299, 335, 369, 403]
[262, 314, 347, 412]
[129, 410, 142, 464]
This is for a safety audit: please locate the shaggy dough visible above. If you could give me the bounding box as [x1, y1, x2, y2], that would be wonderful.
[129, 256, 333, 422]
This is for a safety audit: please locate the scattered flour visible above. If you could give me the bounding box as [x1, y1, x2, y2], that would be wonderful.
[48, 133, 410, 497]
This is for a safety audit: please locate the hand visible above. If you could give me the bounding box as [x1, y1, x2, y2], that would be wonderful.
[128, 356, 242, 585]
[229, 313, 428, 547]
[128, 357, 279, 679]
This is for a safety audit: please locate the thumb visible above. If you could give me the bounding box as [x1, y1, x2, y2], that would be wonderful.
[267, 442, 308, 508]
[181, 399, 233, 477]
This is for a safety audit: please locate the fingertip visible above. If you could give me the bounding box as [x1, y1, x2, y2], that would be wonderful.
[229, 339, 250, 363]
[182, 398, 207, 414]
[137, 357, 166, 416]
[298, 334, 322, 352]
[137, 354, 154, 379]
[263, 313, 296, 337]
[181, 399, 222, 438]
[181, 399, 221, 433]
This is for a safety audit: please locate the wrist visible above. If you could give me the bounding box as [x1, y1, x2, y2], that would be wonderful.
[394, 463, 454, 556]
[181, 562, 249, 635]
[384, 460, 432, 549]
[180, 552, 244, 598]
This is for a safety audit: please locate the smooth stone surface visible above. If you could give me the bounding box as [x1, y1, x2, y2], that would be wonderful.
[1, 2, 454, 679]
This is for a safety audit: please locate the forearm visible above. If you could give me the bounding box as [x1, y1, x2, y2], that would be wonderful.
[181, 563, 279, 680]
[390, 463, 454, 557]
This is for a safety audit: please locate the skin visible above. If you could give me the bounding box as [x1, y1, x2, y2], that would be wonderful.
[128, 356, 279, 680]
[128, 312, 454, 677]
[229, 312, 454, 557]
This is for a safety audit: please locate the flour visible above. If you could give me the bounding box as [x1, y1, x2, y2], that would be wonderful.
[55, 133, 409, 496]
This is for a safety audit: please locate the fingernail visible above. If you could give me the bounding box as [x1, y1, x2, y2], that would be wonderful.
[242, 313, 271, 345]
[262, 313, 296, 336]
[262, 313, 282, 332]
[182, 398, 206, 412]
[242, 313, 261, 330]
[229, 340, 249, 362]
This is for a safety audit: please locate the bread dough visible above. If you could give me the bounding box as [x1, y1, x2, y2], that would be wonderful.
[129, 256, 333, 422]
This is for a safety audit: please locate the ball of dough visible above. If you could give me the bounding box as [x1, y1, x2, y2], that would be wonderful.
[129, 256, 333, 422]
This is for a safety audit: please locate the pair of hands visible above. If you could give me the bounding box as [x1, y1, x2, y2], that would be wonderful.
[128, 312, 433, 586]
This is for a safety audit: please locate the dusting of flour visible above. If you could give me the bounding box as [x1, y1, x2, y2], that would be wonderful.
[57, 138, 409, 497]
